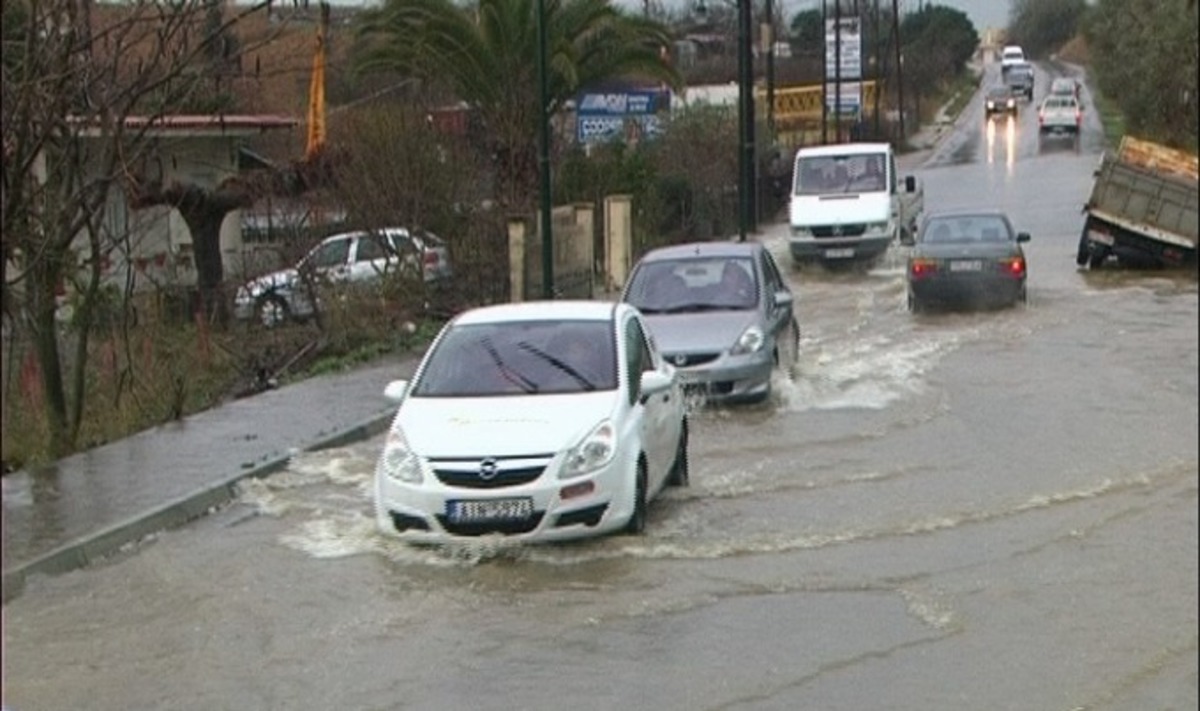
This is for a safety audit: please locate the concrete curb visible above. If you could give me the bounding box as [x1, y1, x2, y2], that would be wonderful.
[1, 409, 395, 605]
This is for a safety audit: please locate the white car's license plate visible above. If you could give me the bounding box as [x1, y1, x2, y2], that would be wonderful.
[950, 260, 983, 272]
[824, 248, 854, 259]
[1089, 229, 1115, 246]
[447, 498, 534, 523]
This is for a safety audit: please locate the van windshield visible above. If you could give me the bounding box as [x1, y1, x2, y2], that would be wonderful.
[793, 153, 887, 195]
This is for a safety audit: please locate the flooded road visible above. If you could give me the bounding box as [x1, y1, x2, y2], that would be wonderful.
[4, 63, 1197, 711]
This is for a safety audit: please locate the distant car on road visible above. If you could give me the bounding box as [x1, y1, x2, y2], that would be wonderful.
[233, 227, 452, 327]
[1049, 77, 1081, 100]
[901, 210, 1031, 312]
[372, 300, 689, 543]
[620, 240, 799, 404]
[1038, 94, 1083, 148]
[1000, 45, 1026, 73]
[1005, 62, 1035, 101]
[984, 85, 1018, 118]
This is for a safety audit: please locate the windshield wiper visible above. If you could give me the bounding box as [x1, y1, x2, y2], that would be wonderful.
[516, 341, 596, 391]
[480, 337, 539, 393]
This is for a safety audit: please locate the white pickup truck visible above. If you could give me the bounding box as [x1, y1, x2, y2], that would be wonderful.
[788, 142, 924, 267]
[1037, 94, 1083, 148]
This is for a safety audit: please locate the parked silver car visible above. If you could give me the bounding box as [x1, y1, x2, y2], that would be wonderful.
[621, 241, 800, 404]
[233, 227, 452, 327]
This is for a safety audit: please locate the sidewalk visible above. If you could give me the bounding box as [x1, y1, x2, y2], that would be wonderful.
[1, 351, 422, 603]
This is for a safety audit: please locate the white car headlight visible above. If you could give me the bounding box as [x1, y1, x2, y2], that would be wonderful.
[868, 220, 889, 233]
[377, 427, 423, 484]
[791, 226, 814, 238]
[561, 420, 616, 479]
[731, 325, 765, 355]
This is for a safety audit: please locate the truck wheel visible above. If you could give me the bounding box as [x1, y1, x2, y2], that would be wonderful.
[1089, 248, 1109, 270]
[1076, 227, 1091, 267]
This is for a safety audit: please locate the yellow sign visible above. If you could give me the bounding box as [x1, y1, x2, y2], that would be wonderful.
[760, 80, 879, 125]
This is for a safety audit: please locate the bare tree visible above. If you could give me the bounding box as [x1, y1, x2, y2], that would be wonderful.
[1, 0, 278, 456]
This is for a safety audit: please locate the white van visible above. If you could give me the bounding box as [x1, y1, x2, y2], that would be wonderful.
[787, 142, 924, 266]
[1000, 45, 1025, 72]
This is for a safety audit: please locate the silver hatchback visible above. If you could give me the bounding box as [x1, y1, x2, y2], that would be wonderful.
[621, 241, 800, 404]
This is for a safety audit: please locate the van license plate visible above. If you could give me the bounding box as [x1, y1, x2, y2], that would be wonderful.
[824, 248, 854, 259]
[1088, 230, 1114, 246]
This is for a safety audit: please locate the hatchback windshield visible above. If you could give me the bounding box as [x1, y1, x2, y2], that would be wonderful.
[625, 256, 758, 313]
[412, 319, 617, 396]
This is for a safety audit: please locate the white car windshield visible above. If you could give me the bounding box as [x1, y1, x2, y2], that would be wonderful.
[794, 153, 887, 195]
[625, 256, 758, 313]
[412, 320, 618, 396]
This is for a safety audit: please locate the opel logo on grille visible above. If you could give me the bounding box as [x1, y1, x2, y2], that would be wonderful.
[674, 354, 688, 367]
[479, 458, 499, 480]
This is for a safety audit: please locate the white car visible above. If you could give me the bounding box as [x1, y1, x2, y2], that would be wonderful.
[233, 227, 452, 327]
[373, 300, 690, 543]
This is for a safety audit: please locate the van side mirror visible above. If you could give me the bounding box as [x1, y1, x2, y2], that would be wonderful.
[905, 176, 917, 193]
[1016, 232, 1031, 243]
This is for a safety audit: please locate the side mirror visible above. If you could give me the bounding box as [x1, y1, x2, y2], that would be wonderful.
[899, 230, 916, 246]
[638, 369, 672, 404]
[1016, 232, 1031, 243]
[383, 379, 409, 403]
[772, 290, 794, 307]
[904, 175, 917, 193]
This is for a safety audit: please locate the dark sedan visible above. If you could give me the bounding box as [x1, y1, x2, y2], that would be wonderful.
[984, 86, 1018, 118]
[901, 210, 1030, 312]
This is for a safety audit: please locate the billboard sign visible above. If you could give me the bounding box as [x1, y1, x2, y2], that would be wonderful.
[824, 17, 862, 80]
[575, 89, 670, 144]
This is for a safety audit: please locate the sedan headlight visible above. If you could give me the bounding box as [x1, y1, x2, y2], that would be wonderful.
[561, 420, 616, 479]
[730, 325, 765, 356]
[1007, 99, 1015, 107]
[377, 427, 423, 484]
[986, 100, 995, 109]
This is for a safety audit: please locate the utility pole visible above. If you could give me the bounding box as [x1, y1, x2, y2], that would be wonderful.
[873, 0, 881, 138]
[737, 0, 756, 239]
[536, 0, 553, 298]
[834, 0, 842, 143]
[821, 0, 828, 143]
[765, 0, 776, 138]
[891, 0, 905, 141]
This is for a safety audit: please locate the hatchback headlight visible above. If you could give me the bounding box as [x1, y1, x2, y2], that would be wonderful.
[377, 427, 423, 484]
[731, 325, 765, 355]
[561, 420, 616, 479]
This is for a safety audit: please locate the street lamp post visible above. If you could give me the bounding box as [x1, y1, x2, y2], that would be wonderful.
[536, 0, 554, 298]
[736, 0, 755, 240]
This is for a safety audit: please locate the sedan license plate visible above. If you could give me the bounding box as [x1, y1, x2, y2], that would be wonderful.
[950, 260, 983, 272]
[824, 248, 854, 259]
[447, 498, 533, 523]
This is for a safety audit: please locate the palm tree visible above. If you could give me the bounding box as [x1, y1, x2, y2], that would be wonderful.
[353, 0, 682, 208]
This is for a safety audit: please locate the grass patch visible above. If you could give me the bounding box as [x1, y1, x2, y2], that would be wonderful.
[1087, 83, 1127, 149]
[942, 67, 983, 122]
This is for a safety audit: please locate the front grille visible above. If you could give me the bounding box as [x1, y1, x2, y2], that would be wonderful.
[436, 513, 545, 536]
[433, 466, 545, 489]
[666, 352, 720, 367]
[811, 223, 868, 238]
